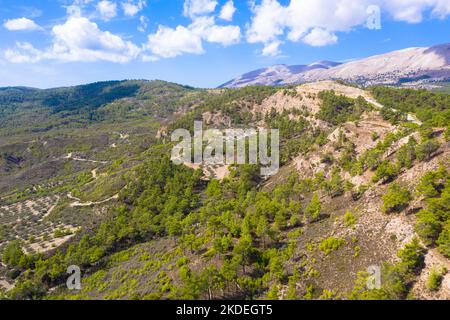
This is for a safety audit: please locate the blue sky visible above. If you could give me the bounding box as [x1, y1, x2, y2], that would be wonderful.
[0, 0, 449, 88]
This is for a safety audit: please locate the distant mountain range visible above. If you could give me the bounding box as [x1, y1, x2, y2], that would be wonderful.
[220, 43, 450, 88]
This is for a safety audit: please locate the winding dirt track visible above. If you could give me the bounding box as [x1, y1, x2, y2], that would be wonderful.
[64, 154, 117, 207]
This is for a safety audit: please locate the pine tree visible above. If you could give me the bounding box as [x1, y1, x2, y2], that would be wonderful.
[305, 193, 321, 222]
[256, 215, 269, 248]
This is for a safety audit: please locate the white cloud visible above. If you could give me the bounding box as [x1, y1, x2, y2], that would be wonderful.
[122, 0, 146, 17]
[146, 25, 204, 58]
[246, 0, 450, 55]
[219, 0, 236, 21]
[145, 17, 240, 59]
[142, 54, 159, 62]
[3, 18, 41, 31]
[4, 17, 140, 63]
[52, 16, 139, 62]
[262, 41, 282, 56]
[96, 0, 118, 21]
[383, 0, 450, 23]
[3, 11, 241, 63]
[183, 0, 218, 18]
[431, 0, 450, 19]
[190, 17, 240, 46]
[4, 42, 44, 63]
[5, 0, 450, 64]
[66, 0, 95, 17]
[302, 28, 337, 46]
[246, 0, 285, 44]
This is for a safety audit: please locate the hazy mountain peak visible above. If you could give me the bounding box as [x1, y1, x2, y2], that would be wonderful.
[222, 43, 450, 88]
[219, 60, 341, 88]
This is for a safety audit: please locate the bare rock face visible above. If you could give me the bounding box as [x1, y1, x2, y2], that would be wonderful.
[221, 43, 450, 88]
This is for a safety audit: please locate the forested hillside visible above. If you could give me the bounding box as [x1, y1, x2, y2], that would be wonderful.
[0, 80, 195, 135]
[0, 80, 449, 300]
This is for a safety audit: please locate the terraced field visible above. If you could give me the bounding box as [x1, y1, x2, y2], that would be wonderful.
[0, 195, 78, 253]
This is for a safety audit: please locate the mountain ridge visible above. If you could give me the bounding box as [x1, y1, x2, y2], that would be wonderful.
[221, 43, 450, 88]
[219, 60, 343, 88]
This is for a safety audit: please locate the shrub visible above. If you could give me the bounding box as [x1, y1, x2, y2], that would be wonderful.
[2, 241, 26, 268]
[8, 279, 46, 300]
[324, 169, 345, 197]
[305, 193, 321, 222]
[415, 168, 450, 256]
[317, 91, 366, 125]
[416, 140, 440, 161]
[320, 152, 334, 164]
[319, 237, 345, 255]
[382, 184, 412, 214]
[54, 229, 72, 238]
[426, 267, 447, 291]
[397, 238, 426, 275]
[445, 126, 450, 142]
[371, 132, 379, 141]
[416, 167, 448, 198]
[414, 210, 442, 246]
[396, 138, 417, 169]
[372, 161, 399, 183]
[380, 107, 405, 124]
[437, 224, 450, 258]
[351, 184, 368, 201]
[380, 264, 410, 299]
[344, 211, 356, 227]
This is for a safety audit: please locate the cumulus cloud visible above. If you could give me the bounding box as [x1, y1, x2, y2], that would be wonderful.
[52, 16, 139, 62]
[145, 25, 204, 59]
[96, 0, 118, 21]
[122, 0, 146, 17]
[219, 0, 236, 21]
[3, 3, 241, 63]
[247, 0, 285, 44]
[4, 17, 140, 63]
[3, 18, 42, 31]
[246, 0, 450, 55]
[302, 28, 338, 47]
[183, 0, 218, 18]
[145, 0, 241, 60]
[261, 40, 282, 57]
[145, 16, 240, 59]
[431, 0, 450, 19]
[384, 0, 450, 23]
[5, 0, 450, 63]
[190, 17, 240, 46]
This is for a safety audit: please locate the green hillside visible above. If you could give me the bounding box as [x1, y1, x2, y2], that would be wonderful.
[0, 81, 449, 301]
